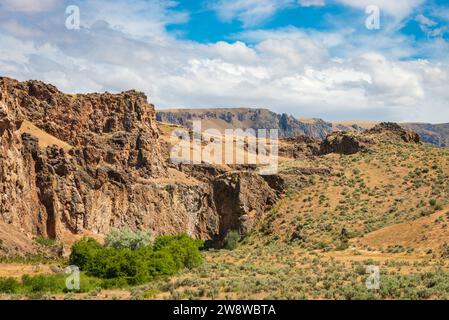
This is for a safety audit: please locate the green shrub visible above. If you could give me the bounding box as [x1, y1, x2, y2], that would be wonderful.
[100, 277, 129, 289]
[34, 236, 56, 247]
[105, 228, 153, 250]
[223, 231, 240, 250]
[154, 234, 204, 269]
[1, 273, 103, 295]
[21, 274, 65, 293]
[336, 240, 349, 251]
[0, 277, 20, 293]
[70, 237, 103, 270]
[147, 250, 177, 276]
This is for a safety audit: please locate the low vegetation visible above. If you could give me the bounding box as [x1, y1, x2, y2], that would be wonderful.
[0, 232, 204, 297]
[223, 231, 241, 250]
[0, 274, 102, 296]
[140, 243, 449, 300]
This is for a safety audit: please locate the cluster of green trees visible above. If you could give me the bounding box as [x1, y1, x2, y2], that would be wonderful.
[70, 234, 204, 286]
[0, 232, 204, 295]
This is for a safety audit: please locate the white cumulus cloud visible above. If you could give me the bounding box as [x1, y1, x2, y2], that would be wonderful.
[0, 0, 448, 123]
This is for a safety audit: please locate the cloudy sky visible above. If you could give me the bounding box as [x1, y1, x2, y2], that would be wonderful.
[0, 0, 448, 122]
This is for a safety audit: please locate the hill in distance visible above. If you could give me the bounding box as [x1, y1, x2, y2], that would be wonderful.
[157, 108, 449, 147]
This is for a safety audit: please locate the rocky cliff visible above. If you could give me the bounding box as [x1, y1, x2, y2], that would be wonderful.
[0, 77, 281, 252]
[401, 123, 449, 147]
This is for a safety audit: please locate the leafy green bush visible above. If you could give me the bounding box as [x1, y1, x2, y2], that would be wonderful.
[21, 274, 65, 293]
[0, 277, 20, 293]
[105, 228, 153, 250]
[100, 277, 129, 289]
[69, 237, 102, 270]
[154, 234, 204, 269]
[87, 247, 150, 285]
[69, 234, 203, 286]
[147, 250, 177, 277]
[223, 231, 240, 250]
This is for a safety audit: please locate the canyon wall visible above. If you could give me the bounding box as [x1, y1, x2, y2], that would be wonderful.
[0, 77, 279, 253]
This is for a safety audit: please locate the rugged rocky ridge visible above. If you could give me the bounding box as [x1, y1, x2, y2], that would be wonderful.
[157, 108, 447, 148]
[156, 108, 335, 140]
[401, 123, 449, 147]
[0, 78, 275, 252]
[279, 135, 321, 158]
[213, 171, 277, 237]
[1, 77, 198, 241]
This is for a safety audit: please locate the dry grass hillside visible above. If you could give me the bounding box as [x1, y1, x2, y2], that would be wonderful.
[258, 142, 449, 251]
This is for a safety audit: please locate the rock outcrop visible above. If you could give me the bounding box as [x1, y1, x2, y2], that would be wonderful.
[279, 135, 321, 158]
[1, 77, 296, 254]
[365, 122, 421, 144]
[319, 131, 371, 155]
[1, 77, 192, 241]
[213, 171, 277, 237]
[319, 122, 421, 155]
[401, 123, 449, 147]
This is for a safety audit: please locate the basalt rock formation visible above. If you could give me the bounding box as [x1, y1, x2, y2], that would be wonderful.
[365, 122, 421, 144]
[0, 77, 185, 241]
[319, 131, 371, 155]
[401, 123, 449, 147]
[0, 77, 294, 255]
[213, 171, 277, 237]
[319, 122, 421, 155]
[279, 135, 321, 158]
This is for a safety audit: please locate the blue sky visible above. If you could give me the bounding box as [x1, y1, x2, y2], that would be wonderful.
[0, 0, 449, 122]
